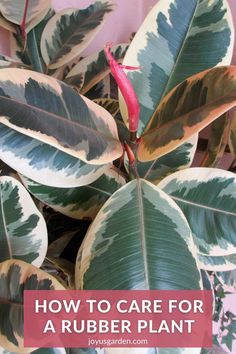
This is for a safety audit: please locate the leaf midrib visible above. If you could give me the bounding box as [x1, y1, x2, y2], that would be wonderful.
[0, 95, 119, 144]
[171, 194, 236, 217]
[160, 0, 199, 100]
[31, 183, 112, 197]
[142, 0, 199, 133]
[136, 180, 150, 289]
[142, 91, 236, 138]
[140, 1, 199, 178]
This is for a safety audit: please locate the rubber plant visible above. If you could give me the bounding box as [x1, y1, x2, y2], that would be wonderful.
[0, 0, 236, 354]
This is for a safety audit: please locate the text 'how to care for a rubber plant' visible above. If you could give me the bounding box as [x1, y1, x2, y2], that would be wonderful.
[24, 290, 212, 348]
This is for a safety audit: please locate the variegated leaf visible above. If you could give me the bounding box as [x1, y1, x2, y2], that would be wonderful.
[197, 253, 236, 271]
[0, 259, 65, 353]
[216, 270, 236, 288]
[86, 74, 112, 101]
[93, 98, 129, 142]
[201, 270, 213, 292]
[0, 15, 16, 32]
[0, 69, 122, 165]
[76, 179, 202, 290]
[41, 1, 113, 69]
[158, 168, 236, 259]
[26, 5, 54, 33]
[136, 135, 197, 184]
[0, 176, 47, 266]
[138, 66, 236, 162]
[93, 99, 120, 118]
[0, 55, 26, 69]
[201, 113, 231, 167]
[65, 44, 128, 94]
[0, 0, 51, 26]
[20, 168, 125, 220]
[0, 348, 10, 354]
[229, 111, 236, 158]
[119, 0, 234, 135]
[10, 9, 55, 72]
[0, 125, 107, 188]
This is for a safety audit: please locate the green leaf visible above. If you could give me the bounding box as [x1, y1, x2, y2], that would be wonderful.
[213, 336, 220, 347]
[47, 232, 75, 258]
[201, 113, 231, 167]
[65, 43, 128, 94]
[26, 16, 51, 72]
[40, 1, 113, 69]
[20, 168, 125, 220]
[136, 136, 197, 184]
[0, 176, 47, 266]
[0, 125, 107, 188]
[221, 330, 236, 351]
[138, 66, 236, 162]
[229, 111, 236, 158]
[42, 257, 75, 289]
[120, 0, 234, 135]
[158, 168, 236, 268]
[0, 259, 64, 353]
[0, 0, 51, 26]
[0, 68, 122, 165]
[76, 179, 202, 290]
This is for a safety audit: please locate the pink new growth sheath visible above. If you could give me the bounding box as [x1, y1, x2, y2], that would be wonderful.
[104, 43, 140, 133]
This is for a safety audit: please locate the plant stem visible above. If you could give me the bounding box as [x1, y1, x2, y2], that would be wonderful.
[130, 130, 137, 143]
[124, 141, 139, 180]
[129, 162, 139, 180]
